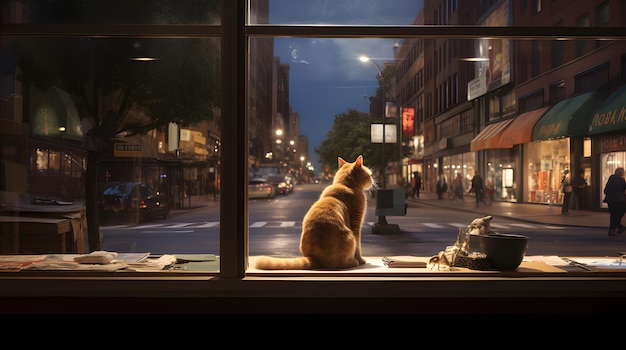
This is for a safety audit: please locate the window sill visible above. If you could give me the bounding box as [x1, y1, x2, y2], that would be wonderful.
[2, 255, 626, 315]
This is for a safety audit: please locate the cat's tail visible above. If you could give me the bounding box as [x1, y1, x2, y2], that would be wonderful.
[253, 256, 312, 270]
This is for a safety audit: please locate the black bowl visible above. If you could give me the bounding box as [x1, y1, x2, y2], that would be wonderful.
[469, 231, 498, 253]
[479, 233, 529, 270]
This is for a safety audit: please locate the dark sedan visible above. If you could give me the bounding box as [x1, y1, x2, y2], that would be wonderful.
[99, 182, 169, 224]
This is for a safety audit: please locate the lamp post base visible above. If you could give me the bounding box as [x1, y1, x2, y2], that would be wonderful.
[372, 216, 400, 234]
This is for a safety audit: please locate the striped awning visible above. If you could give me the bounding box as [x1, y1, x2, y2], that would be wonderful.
[499, 107, 550, 147]
[470, 119, 514, 151]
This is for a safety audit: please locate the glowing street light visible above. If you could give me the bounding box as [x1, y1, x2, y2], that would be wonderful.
[360, 55, 397, 232]
[360, 55, 387, 190]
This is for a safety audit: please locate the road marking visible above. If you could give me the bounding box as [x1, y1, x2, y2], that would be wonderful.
[249, 221, 267, 228]
[423, 223, 445, 228]
[196, 222, 220, 228]
[132, 224, 166, 229]
[167, 223, 195, 228]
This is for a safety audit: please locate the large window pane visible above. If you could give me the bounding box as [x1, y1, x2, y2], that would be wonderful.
[248, 33, 625, 261]
[0, 36, 221, 269]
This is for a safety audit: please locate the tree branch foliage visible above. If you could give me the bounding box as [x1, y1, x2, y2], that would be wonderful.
[315, 109, 381, 175]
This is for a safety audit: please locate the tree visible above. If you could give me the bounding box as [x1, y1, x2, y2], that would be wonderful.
[315, 109, 384, 175]
[14, 1, 221, 250]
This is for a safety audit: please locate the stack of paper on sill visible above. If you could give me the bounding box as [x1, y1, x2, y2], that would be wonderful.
[0, 252, 176, 272]
[382, 256, 428, 268]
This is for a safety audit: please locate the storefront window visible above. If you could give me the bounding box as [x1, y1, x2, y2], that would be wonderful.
[485, 148, 517, 202]
[525, 139, 570, 205]
[600, 151, 626, 209]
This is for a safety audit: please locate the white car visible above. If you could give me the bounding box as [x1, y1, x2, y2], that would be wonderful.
[248, 178, 276, 199]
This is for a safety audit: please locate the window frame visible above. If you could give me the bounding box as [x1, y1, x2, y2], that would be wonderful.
[2, 1, 626, 315]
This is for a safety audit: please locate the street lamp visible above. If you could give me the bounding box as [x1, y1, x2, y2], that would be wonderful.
[360, 55, 387, 190]
[360, 55, 398, 232]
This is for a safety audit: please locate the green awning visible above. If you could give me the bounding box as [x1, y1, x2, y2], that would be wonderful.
[588, 84, 626, 135]
[533, 90, 605, 141]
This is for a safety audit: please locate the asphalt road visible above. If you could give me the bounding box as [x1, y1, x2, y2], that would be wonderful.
[101, 183, 623, 258]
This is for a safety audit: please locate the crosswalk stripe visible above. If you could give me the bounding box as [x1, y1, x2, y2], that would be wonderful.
[168, 223, 194, 228]
[423, 223, 445, 228]
[104, 221, 566, 230]
[196, 222, 220, 228]
[132, 224, 165, 229]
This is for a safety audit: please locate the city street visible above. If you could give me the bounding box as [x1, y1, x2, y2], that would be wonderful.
[101, 183, 624, 258]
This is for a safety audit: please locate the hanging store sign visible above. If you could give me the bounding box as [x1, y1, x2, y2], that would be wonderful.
[371, 124, 397, 143]
[114, 143, 142, 157]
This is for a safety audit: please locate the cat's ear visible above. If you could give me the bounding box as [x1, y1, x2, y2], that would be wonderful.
[338, 156, 346, 167]
[354, 155, 363, 168]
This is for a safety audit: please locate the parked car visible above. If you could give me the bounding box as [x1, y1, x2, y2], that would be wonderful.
[248, 177, 276, 199]
[99, 182, 169, 224]
[265, 174, 290, 195]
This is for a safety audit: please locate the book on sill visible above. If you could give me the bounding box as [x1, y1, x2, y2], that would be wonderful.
[382, 256, 428, 268]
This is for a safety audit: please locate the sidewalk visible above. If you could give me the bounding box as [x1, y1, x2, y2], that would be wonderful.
[407, 191, 607, 229]
[170, 194, 220, 213]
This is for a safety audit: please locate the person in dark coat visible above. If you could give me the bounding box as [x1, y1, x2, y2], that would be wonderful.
[604, 167, 626, 236]
[411, 171, 422, 199]
[560, 169, 572, 215]
[436, 174, 447, 199]
[572, 169, 586, 210]
[469, 172, 484, 207]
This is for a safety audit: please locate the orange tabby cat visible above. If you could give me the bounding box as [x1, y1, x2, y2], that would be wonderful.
[253, 155, 374, 270]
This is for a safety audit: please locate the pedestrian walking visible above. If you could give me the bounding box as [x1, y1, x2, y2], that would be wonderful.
[560, 169, 572, 215]
[603, 167, 626, 236]
[572, 169, 587, 210]
[436, 174, 447, 200]
[469, 172, 484, 207]
[452, 173, 464, 201]
[411, 171, 422, 199]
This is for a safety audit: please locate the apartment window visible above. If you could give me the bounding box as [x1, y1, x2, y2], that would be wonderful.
[439, 115, 460, 139]
[551, 40, 565, 69]
[501, 90, 516, 117]
[551, 20, 564, 69]
[576, 13, 591, 57]
[488, 95, 501, 120]
[575, 63, 609, 93]
[549, 80, 566, 104]
[519, 90, 544, 113]
[595, 1, 609, 49]
[532, 40, 541, 77]
[460, 109, 473, 134]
